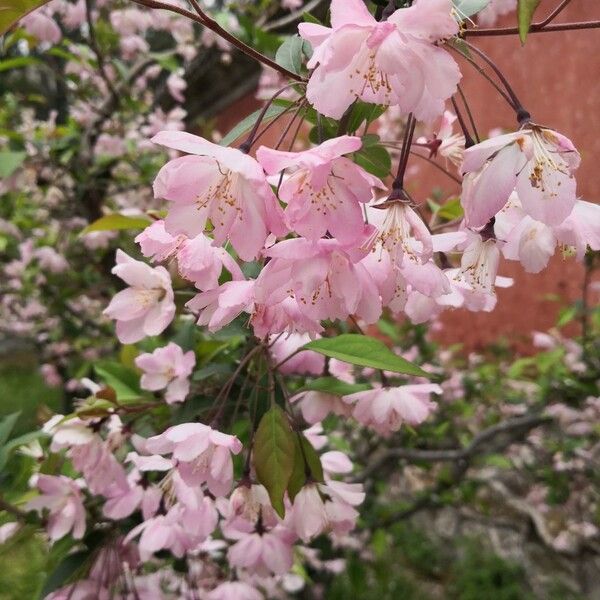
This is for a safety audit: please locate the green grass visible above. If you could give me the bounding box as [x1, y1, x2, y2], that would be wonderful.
[0, 356, 63, 436]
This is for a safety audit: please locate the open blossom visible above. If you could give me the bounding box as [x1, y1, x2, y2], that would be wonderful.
[177, 232, 244, 290]
[291, 390, 352, 424]
[344, 384, 441, 435]
[103, 250, 176, 343]
[257, 136, 383, 244]
[227, 528, 295, 576]
[152, 131, 286, 261]
[255, 236, 382, 327]
[145, 423, 243, 496]
[289, 481, 365, 542]
[27, 475, 86, 541]
[135, 219, 185, 262]
[458, 232, 500, 294]
[298, 0, 460, 120]
[367, 200, 434, 266]
[135, 342, 196, 404]
[187, 279, 255, 332]
[461, 125, 581, 227]
[125, 498, 218, 560]
[495, 195, 600, 273]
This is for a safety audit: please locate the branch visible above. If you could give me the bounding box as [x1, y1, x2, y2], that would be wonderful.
[356, 414, 551, 483]
[363, 414, 553, 529]
[465, 16, 600, 37]
[84, 0, 119, 101]
[128, 0, 304, 82]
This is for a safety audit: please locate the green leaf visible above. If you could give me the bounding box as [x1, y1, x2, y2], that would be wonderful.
[302, 12, 322, 25]
[303, 377, 371, 397]
[0, 0, 50, 35]
[452, 0, 490, 19]
[347, 102, 386, 134]
[80, 214, 151, 235]
[517, 0, 541, 44]
[274, 34, 310, 75]
[288, 433, 324, 502]
[556, 305, 577, 327]
[94, 362, 142, 402]
[354, 145, 391, 179]
[253, 406, 296, 517]
[220, 102, 291, 147]
[437, 197, 464, 221]
[303, 334, 431, 377]
[0, 430, 47, 470]
[0, 411, 20, 447]
[0, 55, 41, 72]
[39, 550, 91, 598]
[0, 150, 27, 178]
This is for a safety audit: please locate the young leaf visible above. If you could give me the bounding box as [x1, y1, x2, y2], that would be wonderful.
[253, 406, 296, 517]
[220, 102, 291, 147]
[0, 411, 21, 447]
[303, 334, 431, 377]
[94, 362, 142, 402]
[354, 144, 391, 178]
[0, 0, 51, 35]
[39, 550, 91, 598]
[80, 214, 151, 235]
[302, 377, 371, 397]
[517, 0, 541, 44]
[275, 35, 308, 75]
[288, 433, 324, 502]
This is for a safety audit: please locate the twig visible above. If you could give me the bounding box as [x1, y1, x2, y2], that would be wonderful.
[129, 0, 304, 82]
[84, 0, 119, 100]
[264, 0, 326, 31]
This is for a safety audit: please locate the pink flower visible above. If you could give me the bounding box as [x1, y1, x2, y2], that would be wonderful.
[177, 233, 244, 290]
[187, 279, 255, 332]
[145, 423, 243, 496]
[367, 200, 434, 266]
[496, 195, 600, 272]
[457, 233, 500, 294]
[135, 342, 196, 404]
[34, 246, 69, 273]
[103, 250, 176, 344]
[257, 136, 383, 244]
[256, 236, 382, 327]
[21, 11, 62, 43]
[298, 0, 460, 120]
[289, 481, 365, 541]
[152, 131, 286, 260]
[102, 470, 162, 520]
[208, 582, 263, 600]
[461, 125, 581, 227]
[125, 498, 218, 560]
[344, 384, 441, 434]
[290, 390, 352, 424]
[269, 333, 325, 376]
[135, 219, 185, 262]
[227, 529, 294, 576]
[27, 475, 86, 541]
